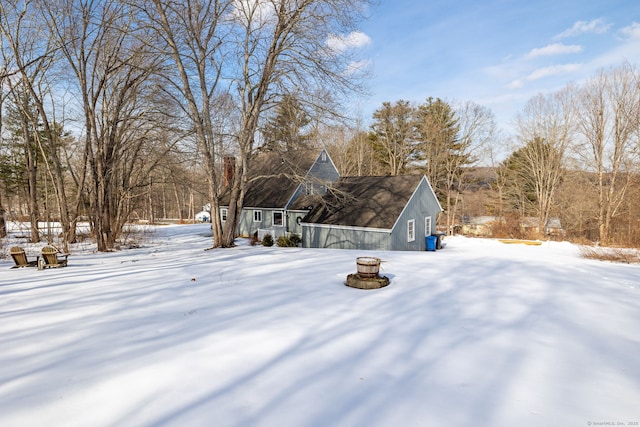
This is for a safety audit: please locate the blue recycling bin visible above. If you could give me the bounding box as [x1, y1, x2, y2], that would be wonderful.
[426, 235, 437, 251]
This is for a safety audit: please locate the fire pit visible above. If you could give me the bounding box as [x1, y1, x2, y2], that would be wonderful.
[345, 257, 390, 289]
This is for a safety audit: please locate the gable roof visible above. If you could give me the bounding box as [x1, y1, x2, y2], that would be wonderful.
[220, 149, 323, 208]
[242, 175, 301, 208]
[303, 175, 427, 229]
[249, 148, 318, 177]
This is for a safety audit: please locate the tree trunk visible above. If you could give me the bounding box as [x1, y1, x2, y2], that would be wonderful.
[0, 198, 6, 238]
[20, 117, 40, 243]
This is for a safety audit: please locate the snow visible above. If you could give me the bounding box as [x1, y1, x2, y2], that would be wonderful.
[1, 223, 639, 427]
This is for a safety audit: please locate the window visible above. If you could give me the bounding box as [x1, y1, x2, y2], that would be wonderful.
[273, 211, 284, 226]
[221, 208, 227, 222]
[407, 219, 415, 242]
[253, 210, 262, 222]
[305, 182, 315, 195]
[425, 216, 432, 236]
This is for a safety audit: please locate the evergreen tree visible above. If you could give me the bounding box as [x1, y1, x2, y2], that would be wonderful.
[369, 100, 416, 175]
[261, 94, 314, 153]
[3, 89, 42, 242]
[414, 97, 461, 197]
[496, 143, 538, 217]
[2, 86, 73, 242]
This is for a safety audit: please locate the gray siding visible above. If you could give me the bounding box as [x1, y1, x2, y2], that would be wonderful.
[235, 208, 308, 237]
[306, 150, 341, 186]
[287, 210, 307, 236]
[302, 225, 391, 250]
[234, 208, 255, 237]
[288, 149, 340, 203]
[228, 149, 338, 238]
[234, 207, 284, 237]
[302, 176, 442, 251]
[390, 177, 442, 251]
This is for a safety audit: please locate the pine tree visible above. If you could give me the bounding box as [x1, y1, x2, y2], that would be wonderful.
[414, 97, 461, 196]
[261, 95, 314, 153]
[368, 100, 416, 175]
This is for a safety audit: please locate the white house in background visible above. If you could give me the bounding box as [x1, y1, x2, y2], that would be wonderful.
[194, 211, 210, 223]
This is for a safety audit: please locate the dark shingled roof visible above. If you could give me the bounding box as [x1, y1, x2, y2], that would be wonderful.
[220, 149, 319, 208]
[288, 193, 323, 211]
[303, 175, 424, 229]
[249, 149, 317, 177]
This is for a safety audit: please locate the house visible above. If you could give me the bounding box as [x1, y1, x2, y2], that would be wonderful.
[195, 210, 210, 223]
[544, 217, 564, 237]
[522, 217, 565, 237]
[459, 215, 564, 238]
[220, 148, 340, 238]
[460, 216, 498, 237]
[300, 175, 443, 251]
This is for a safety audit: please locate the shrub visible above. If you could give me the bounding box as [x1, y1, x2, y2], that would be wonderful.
[489, 215, 525, 239]
[289, 233, 301, 246]
[277, 233, 301, 247]
[250, 232, 260, 246]
[579, 246, 640, 263]
[261, 234, 274, 247]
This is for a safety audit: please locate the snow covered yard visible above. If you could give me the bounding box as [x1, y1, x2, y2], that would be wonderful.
[1, 224, 639, 427]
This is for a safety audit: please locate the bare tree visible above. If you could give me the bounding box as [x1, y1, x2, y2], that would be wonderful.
[574, 64, 640, 245]
[514, 87, 575, 238]
[143, 0, 370, 248]
[0, 0, 73, 248]
[0, 63, 7, 238]
[445, 101, 496, 234]
[138, 0, 237, 247]
[324, 122, 379, 176]
[39, 0, 169, 251]
[555, 166, 599, 241]
[220, 0, 370, 247]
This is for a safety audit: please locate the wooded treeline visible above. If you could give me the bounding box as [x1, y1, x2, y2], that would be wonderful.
[323, 63, 640, 247]
[1, 1, 639, 250]
[0, 0, 371, 251]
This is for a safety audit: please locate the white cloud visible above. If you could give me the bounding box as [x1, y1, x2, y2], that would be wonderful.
[554, 18, 612, 39]
[344, 59, 371, 75]
[527, 63, 582, 80]
[507, 64, 582, 89]
[619, 22, 640, 40]
[507, 79, 524, 90]
[228, 0, 276, 27]
[525, 43, 583, 59]
[326, 31, 372, 53]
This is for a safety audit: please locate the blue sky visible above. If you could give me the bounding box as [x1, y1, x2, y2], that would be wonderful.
[351, 0, 640, 131]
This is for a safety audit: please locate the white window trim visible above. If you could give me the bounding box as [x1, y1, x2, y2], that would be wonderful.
[425, 216, 432, 236]
[221, 208, 228, 222]
[273, 211, 284, 226]
[407, 219, 415, 242]
[253, 210, 262, 222]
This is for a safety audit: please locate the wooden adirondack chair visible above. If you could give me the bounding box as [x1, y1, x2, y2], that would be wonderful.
[10, 246, 39, 268]
[41, 246, 69, 268]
